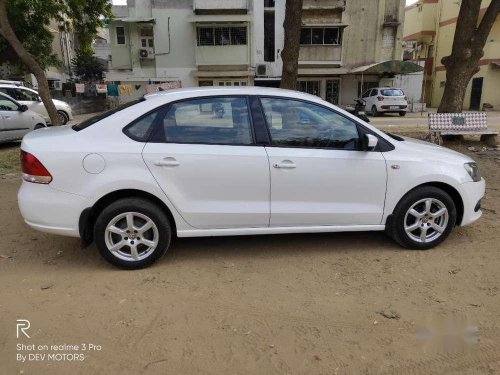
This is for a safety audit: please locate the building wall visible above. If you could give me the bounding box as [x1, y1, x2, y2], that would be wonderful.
[404, 0, 500, 110]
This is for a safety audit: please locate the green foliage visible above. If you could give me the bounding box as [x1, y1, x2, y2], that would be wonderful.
[0, 0, 112, 69]
[71, 48, 104, 81]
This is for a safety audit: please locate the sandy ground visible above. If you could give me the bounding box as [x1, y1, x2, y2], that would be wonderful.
[0, 131, 499, 374]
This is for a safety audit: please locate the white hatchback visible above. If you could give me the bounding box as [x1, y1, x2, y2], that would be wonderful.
[18, 87, 484, 269]
[0, 92, 46, 143]
[0, 84, 73, 124]
[362, 87, 408, 117]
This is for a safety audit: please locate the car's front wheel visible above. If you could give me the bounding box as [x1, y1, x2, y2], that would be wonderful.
[57, 110, 69, 125]
[94, 198, 171, 269]
[387, 186, 457, 250]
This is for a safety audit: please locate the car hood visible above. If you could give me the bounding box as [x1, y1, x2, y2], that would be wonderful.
[52, 99, 71, 108]
[398, 136, 474, 163]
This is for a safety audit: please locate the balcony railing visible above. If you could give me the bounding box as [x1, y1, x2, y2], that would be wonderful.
[302, 0, 345, 11]
[194, 0, 248, 12]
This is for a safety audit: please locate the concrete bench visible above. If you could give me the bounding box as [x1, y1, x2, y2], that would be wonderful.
[428, 112, 498, 146]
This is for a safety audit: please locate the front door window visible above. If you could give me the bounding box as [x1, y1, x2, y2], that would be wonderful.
[260, 97, 360, 150]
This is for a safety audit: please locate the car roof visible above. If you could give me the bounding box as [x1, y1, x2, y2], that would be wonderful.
[144, 86, 323, 103]
[0, 84, 31, 89]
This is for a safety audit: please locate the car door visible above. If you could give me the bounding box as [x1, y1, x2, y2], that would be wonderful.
[0, 95, 31, 141]
[142, 96, 270, 229]
[13, 88, 48, 119]
[260, 97, 387, 226]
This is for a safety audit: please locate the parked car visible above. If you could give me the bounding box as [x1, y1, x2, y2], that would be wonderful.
[18, 87, 484, 269]
[0, 84, 73, 124]
[0, 92, 46, 143]
[361, 87, 408, 117]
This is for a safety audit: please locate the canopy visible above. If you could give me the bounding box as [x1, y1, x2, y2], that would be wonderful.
[351, 60, 424, 74]
[115, 17, 155, 23]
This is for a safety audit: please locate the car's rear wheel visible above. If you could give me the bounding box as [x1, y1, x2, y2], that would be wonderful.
[57, 110, 69, 125]
[387, 186, 456, 250]
[399, 111, 406, 117]
[34, 123, 45, 130]
[371, 105, 379, 117]
[94, 198, 171, 269]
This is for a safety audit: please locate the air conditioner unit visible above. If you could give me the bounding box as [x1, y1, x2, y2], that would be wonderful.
[139, 47, 155, 60]
[256, 64, 267, 76]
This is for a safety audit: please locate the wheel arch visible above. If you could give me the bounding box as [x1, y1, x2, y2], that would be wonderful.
[79, 189, 178, 244]
[388, 182, 464, 227]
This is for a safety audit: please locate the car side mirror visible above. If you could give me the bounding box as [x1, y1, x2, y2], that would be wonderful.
[19, 104, 28, 112]
[362, 134, 378, 151]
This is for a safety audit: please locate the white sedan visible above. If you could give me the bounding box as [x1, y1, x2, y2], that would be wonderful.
[18, 87, 485, 269]
[0, 92, 46, 143]
[0, 84, 73, 124]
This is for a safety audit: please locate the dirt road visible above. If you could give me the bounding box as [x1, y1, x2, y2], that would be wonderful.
[1, 141, 499, 374]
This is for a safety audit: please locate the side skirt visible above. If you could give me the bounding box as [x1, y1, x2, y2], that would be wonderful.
[177, 225, 385, 238]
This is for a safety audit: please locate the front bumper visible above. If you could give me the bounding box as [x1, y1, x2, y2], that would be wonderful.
[457, 178, 486, 226]
[18, 181, 91, 237]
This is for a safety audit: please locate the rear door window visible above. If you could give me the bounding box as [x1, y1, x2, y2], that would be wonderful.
[158, 97, 253, 145]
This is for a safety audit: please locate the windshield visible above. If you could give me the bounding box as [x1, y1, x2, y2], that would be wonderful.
[72, 98, 146, 131]
[380, 89, 404, 96]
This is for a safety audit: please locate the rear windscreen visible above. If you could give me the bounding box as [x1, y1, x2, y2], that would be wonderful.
[380, 89, 404, 96]
[72, 98, 145, 131]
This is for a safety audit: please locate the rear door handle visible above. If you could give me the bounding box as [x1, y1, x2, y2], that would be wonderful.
[273, 161, 296, 169]
[154, 157, 180, 167]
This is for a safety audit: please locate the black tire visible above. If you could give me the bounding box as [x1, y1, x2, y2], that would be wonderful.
[371, 105, 379, 117]
[57, 110, 69, 125]
[94, 198, 171, 269]
[34, 123, 45, 130]
[399, 111, 406, 117]
[386, 186, 457, 250]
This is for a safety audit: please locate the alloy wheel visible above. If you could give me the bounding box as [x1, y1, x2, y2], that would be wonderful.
[104, 212, 159, 261]
[404, 198, 449, 243]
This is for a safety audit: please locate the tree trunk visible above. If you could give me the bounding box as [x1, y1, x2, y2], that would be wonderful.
[437, 0, 500, 113]
[0, 0, 61, 125]
[280, 0, 303, 90]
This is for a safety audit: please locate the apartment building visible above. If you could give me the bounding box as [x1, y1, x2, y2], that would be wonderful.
[404, 0, 500, 110]
[107, 0, 409, 105]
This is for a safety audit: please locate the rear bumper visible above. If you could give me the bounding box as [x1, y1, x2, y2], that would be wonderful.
[379, 105, 407, 112]
[457, 178, 485, 226]
[18, 181, 91, 237]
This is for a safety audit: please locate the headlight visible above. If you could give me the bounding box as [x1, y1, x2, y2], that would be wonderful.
[464, 162, 481, 182]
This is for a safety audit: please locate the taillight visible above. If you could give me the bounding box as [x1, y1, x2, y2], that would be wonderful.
[377, 96, 384, 101]
[404, 96, 408, 101]
[20, 150, 52, 184]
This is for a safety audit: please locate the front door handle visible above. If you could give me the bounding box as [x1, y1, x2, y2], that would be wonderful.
[273, 160, 296, 169]
[154, 157, 180, 167]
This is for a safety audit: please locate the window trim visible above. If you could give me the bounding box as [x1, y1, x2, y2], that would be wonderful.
[196, 26, 248, 47]
[116, 26, 126, 45]
[300, 27, 343, 46]
[147, 95, 258, 147]
[257, 95, 394, 152]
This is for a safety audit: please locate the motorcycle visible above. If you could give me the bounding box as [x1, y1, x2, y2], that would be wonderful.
[345, 98, 370, 122]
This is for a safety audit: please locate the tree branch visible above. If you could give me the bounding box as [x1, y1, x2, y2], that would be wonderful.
[476, 0, 500, 46]
[0, 0, 61, 125]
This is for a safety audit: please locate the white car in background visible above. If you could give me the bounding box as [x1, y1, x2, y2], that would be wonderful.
[0, 92, 46, 143]
[0, 84, 73, 124]
[18, 87, 484, 269]
[362, 87, 408, 117]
